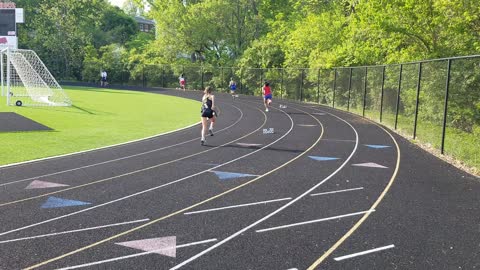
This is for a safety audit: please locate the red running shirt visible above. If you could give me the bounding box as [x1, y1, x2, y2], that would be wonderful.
[263, 86, 271, 95]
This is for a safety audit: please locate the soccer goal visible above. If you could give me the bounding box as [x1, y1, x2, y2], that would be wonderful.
[0, 47, 71, 106]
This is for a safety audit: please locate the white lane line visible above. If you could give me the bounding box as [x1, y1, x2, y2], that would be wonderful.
[321, 139, 356, 142]
[170, 106, 359, 270]
[0, 219, 150, 244]
[23, 105, 296, 270]
[0, 105, 276, 238]
[0, 104, 244, 187]
[255, 210, 374, 233]
[184, 197, 292, 215]
[310, 187, 364, 197]
[333, 244, 395, 261]
[54, 238, 218, 270]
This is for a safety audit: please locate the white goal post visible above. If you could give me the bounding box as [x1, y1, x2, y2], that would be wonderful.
[0, 47, 71, 106]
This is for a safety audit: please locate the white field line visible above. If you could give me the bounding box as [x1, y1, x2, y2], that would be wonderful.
[170, 105, 359, 270]
[55, 238, 218, 270]
[310, 187, 364, 197]
[184, 197, 292, 215]
[255, 210, 374, 233]
[0, 122, 199, 170]
[0, 104, 243, 187]
[333, 244, 395, 261]
[0, 219, 150, 244]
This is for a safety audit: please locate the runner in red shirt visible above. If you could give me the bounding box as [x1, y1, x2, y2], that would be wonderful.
[262, 81, 272, 112]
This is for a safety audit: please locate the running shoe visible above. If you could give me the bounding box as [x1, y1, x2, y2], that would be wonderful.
[265, 108, 269, 112]
[201, 139, 205, 145]
[209, 129, 214, 136]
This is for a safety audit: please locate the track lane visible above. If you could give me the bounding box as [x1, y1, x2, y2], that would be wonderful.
[1, 91, 475, 270]
[20, 99, 323, 269]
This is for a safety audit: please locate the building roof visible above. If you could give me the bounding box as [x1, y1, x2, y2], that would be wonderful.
[134, 16, 154, 25]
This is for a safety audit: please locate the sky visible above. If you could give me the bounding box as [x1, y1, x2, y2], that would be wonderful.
[109, 0, 125, 7]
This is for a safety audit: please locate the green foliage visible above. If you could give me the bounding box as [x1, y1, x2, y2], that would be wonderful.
[94, 5, 139, 47]
[81, 45, 101, 82]
[17, 0, 139, 81]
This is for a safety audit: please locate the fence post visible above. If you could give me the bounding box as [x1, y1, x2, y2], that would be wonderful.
[201, 66, 204, 90]
[332, 68, 337, 108]
[260, 68, 263, 91]
[221, 67, 224, 91]
[441, 59, 452, 154]
[347, 68, 353, 111]
[380, 66, 386, 122]
[394, 64, 403, 130]
[300, 69, 304, 102]
[281, 68, 284, 99]
[413, 62, 423, 139]
[362, 67, 368, 117]
[317, 68, 320, 104]
[161, 65, 165, 87]
[142, 65, 146, 88]
[240, 68, 243, 94]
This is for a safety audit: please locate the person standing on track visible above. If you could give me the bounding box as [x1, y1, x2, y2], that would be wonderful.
[229, 78, 237, 99]
[262, 81, 272, 112]
[200, 86, 217, 145]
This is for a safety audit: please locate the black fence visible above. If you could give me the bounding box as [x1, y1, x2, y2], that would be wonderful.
[82, 56, 480, 173]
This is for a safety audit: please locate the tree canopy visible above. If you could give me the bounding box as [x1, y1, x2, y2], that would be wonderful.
[13, 0, 480, 79]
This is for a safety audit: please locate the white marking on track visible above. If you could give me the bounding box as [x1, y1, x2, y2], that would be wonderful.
[170, 106, 359, 270]
[321, 138, 356, 142]
[0, 106, 278, 238]
[54, 239, 218, 270]
[184, 197, 292, 215]
[333, 244, 395, 261]
[255, 210, 374, 233]
[0, 219, 150, 244]
[310, 187, 364, 197]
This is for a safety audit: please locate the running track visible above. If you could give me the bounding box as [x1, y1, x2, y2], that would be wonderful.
[0, 89, 478, 270]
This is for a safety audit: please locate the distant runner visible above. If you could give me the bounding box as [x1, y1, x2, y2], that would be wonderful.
[262, 81, 272, 112]
[179, 74, 186, 91]
[229, 78, 237, 99]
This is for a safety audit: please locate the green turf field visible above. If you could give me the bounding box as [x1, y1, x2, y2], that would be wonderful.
[0, 86, 200, 166]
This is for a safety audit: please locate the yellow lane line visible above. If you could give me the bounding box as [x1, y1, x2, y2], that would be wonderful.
[307, 119, 401, 269]
[25, 105, 322, 270]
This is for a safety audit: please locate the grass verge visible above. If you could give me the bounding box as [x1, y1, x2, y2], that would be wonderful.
[0, 86, 200, 166]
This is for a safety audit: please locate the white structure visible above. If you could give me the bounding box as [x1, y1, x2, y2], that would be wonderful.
[0, 3, 70, 106]
[0, 4, 24, 49]
[1, 48, 71, 106]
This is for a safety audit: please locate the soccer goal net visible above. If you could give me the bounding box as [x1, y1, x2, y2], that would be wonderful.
[0, 47, 71, 106]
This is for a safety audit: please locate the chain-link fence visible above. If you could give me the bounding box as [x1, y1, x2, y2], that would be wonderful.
[76, 56, 479, 173]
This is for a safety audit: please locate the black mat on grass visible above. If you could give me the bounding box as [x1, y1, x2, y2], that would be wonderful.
[0, 112, 52, 132]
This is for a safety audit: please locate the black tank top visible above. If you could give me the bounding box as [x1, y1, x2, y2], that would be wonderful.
[203, 95, 212, 109]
